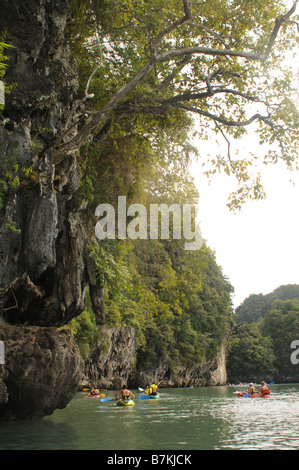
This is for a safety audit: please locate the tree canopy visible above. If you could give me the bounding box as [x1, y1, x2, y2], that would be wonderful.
[235, 284, 299, 323]
[227, 285, 299, 383]
[61, 1, 299, 375]
[82, 126, 234, 370]
[47, 0, 299, 208]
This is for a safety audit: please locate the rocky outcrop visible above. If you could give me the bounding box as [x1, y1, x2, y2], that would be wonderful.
[84, 326, 137, 389]
[131, 345, 227, 388]
[0, 0, 229, 422]
[0, 324, 83, 421]
[210, 345, 227, 385]
[0, 0, 88, 327]
[82, 328, 227, 389]
[0, 1, 90, 420]
[81, 326, 228, 390]
[0, 366, 9, 413]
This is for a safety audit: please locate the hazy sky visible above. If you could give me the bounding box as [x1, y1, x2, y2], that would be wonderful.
[190, 0, 299, 308]
[191, 141, 299, 308]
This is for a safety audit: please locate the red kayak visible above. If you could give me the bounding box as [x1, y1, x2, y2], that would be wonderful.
[235, 391, 270, 398]
[88, 393, 101, 398]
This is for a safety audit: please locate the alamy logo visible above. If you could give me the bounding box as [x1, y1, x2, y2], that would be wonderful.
[0, 341, 4, 365]
[290, 340, 299, 365]
[95, 196, 203, 251]
[0, 81, 5, 107]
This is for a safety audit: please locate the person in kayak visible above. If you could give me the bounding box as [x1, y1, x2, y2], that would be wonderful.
[89, 386, 100, 396]
[246, 383, 257, 395]
[146, 382, 158, 396]
[259, 381, 270, 397]
[116, 384, 135, 401]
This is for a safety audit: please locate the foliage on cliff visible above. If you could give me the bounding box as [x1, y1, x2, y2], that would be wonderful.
[72, 117, 234, 368]
[61, 0, 299, 210]
[227, 285, 299, 383]
[234, 285, 299, 324]
[64, 0, 299, 372]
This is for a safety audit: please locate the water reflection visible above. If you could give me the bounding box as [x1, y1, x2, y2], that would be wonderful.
[210, 386, 299, 449]
[0, 418, 80, 450]
[0, 384, 298, 449]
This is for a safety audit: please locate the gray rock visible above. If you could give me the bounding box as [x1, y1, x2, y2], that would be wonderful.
[0, 324, 83, 421]
[84, 326, 137, 389]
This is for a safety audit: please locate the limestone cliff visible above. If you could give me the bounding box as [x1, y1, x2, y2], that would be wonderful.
[82, 325, 227, 389]
[0, 0, 228, 421]
[0, 323, 83, 420]
[0, 0, 87, 327]
[130, 345, 227, 389]
[0, 0, 87, 420]
[83, 326, 137, 389]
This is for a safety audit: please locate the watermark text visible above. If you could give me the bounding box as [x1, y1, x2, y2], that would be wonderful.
[95, 196, 203, 251]
[290, 340, 299, 365]
[0, 341, 4, 365]
[0, 81, 5, 107]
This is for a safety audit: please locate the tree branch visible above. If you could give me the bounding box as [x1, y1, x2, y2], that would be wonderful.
[154, 87, 266, 107]
[264, 0, 299, 59]
[156, 46, 264, 63]
[152, 0, 192, 50]
[186, 21, 229, 48]
[50, 0, 298, 163]
[175, 102, 271, 128]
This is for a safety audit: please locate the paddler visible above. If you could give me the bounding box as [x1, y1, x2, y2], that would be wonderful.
[146, 381, 158, 396]
[259, 381, 270, 397]
[246, 383, 257, 395]
[116, 384, 135, 401]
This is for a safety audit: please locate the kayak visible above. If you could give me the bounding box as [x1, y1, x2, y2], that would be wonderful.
[116, 399, 135, 407]
[88, 393, 101, 398]
[235, 391, 270, 398]
[149, 394, 160, 399]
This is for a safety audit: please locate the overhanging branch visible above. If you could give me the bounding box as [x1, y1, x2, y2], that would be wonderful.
[50, 0, 298, 163]
[175, 102, 271, 128]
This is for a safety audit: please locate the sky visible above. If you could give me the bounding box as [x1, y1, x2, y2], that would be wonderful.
[189, 0, 299, 309]
[190, 137, 299, 309]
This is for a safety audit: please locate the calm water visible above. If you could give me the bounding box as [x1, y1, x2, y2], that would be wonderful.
[0, 384, 299, 450]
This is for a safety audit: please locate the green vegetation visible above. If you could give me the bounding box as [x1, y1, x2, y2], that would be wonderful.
[75, 122, 234, 370]
[66, 307, 98, 360]
[0, 39, 15, 110]
[227, 285, 299, 383]
[234, 285, 299, 324]
[62, 1, 299, 376]
[60, 0, 299, 210]
[0, 157, 20, 210]
[74, 236, 233, 370]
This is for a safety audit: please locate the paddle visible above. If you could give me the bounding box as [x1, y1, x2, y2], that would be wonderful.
[243, 381, 274, 398]
[83, 388, 107, 392]
[137, 394, 151, 400]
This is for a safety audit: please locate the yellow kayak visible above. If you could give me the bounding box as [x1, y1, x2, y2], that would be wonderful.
[116, 399, 135, 406]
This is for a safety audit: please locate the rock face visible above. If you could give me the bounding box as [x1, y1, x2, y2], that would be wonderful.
[0, 0, 87, 327]
[0, 366, 9, 413]
[0, 0, 228, 420]
[0, 324, 83, 421]
[131, 346, 227, 388]
[0, 0, 88, 419]
[82, 327, 227, 391]
[84, 326, 137, 389]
